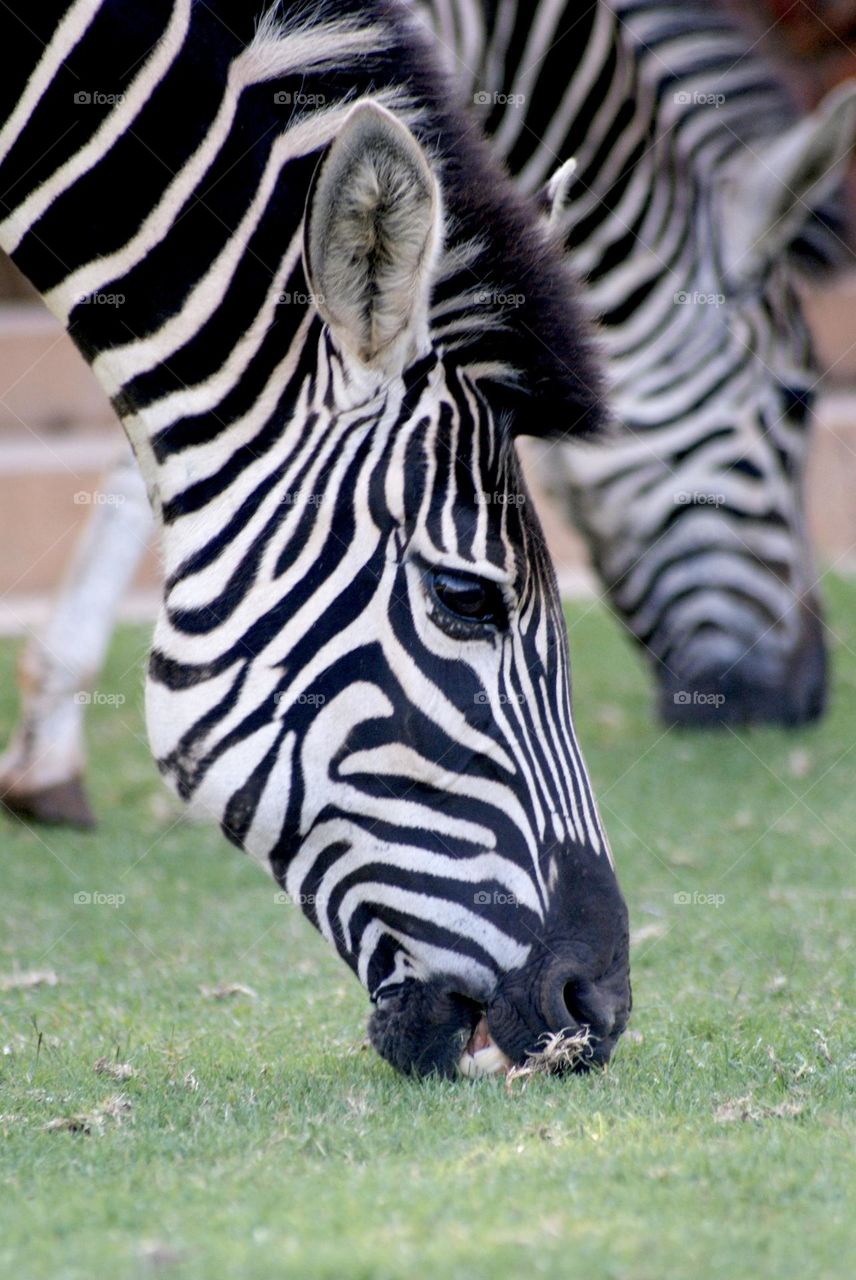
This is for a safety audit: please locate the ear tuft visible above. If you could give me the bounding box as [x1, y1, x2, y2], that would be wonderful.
[303, 102, 442, 379]
[542, 157, 578, 229]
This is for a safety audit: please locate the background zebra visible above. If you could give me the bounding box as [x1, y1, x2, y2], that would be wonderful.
[419, 0, 856, 725]
[0, 0, 630, 1077]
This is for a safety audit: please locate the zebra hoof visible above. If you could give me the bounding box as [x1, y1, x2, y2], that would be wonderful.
[1, 776, 97, 829]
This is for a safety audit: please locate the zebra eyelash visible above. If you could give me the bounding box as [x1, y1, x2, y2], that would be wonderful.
[417, 559, 513, 639]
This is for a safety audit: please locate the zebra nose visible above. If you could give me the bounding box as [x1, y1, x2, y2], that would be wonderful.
[486, 956, 629, 1068]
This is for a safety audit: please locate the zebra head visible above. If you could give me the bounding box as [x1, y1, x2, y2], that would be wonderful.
[544, 80, 856, 729]
[149, 104, 629, 1078]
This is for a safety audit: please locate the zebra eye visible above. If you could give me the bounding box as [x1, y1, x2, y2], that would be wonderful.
[428, 569, 508, 632]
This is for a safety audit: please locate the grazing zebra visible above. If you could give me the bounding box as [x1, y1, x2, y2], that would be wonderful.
[0, 1, 630, 1077]
[419, 0, 856, 725]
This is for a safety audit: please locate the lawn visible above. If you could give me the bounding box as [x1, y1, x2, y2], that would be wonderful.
[1, 580, 854, 1280]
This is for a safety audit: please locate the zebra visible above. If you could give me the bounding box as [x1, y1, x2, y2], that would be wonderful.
[418, 0, 856, 726]
[4, 0, 855, 832]
[0, 0, 631, 1078]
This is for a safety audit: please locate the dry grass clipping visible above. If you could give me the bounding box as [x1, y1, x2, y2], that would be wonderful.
[94, 1057, 137, 1081]
[199, 982, 257, 1000]
[43, 1094, 131, 1135]
[505, 1027, 594, 1091]
[714, 1096, 804, 1124]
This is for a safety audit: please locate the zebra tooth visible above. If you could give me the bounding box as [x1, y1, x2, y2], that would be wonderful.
[458, 1016, 511, 1077]
[458, 1041, 512, 1078]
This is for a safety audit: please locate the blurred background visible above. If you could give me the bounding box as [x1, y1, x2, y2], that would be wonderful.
[1, 0, 855, 631]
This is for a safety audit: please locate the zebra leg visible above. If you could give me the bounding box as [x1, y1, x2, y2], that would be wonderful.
[0, 447, 152, 828]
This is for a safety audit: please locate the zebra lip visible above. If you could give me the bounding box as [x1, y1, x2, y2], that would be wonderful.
[458, 1014, 511, 1079]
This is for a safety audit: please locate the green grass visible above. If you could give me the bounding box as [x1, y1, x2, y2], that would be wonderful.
[1, 579, 854, 1280]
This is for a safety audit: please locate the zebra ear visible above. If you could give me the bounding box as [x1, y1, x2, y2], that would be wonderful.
[303, 102, 442, 380]
[719, 80, 856, 283]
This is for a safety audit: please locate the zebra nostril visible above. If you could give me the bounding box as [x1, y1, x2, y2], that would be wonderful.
[559, 979, 587, 1026]
[541, 963, 581, 1030]
[541, 963, 614, 1039]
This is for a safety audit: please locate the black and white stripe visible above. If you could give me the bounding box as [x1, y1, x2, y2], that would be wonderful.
[0, 0, 629, 1074]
